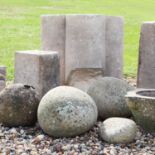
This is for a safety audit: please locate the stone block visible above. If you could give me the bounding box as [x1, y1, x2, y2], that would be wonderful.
[137, 22, 155, 88]
[65, 15, 106, 81]
[14, 51, 60, 99]
[0, 66, 6, 80]
[105, 16, 124, 78]
[0, 66, 6, 91]
[0, 81, 5, 92]
[41, 14, 124, 83]
[41, 15, 66, 84]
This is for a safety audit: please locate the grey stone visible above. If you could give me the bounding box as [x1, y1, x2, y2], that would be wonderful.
[0, 81, 5, 92]
[38, 86, 98, 137]
[65, 15, 106, 82]
[41, 14, 124, 84]
[137, 22, 155, 88]
[0, 66, 6, 91]
[14, 50, 60, 99]
[87, 77, 134, 119]
[41, 15, 66, 84]
[0, 66, 6, 78]
[0, 83, 39, 126]
[126, 89, 155, 134]
[100, 117, 137, 143]
[67, 68, 104, 92]
[105, 16, 124, 78]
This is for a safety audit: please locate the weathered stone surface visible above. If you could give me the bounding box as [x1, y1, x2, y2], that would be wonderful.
[105, 16, 124, 78]
[137, 22, 155, 88]
[14, 50, 60, 99]
[38, 86, 98, 137]
[67, 68, 104, 92]
[0, 66, 6, 78]
[0, 84, 39, 127]
[41, 15, 124, 83]
[126, 89, 155, 134]
[88, 77, 134, 119]
[0, 66, 6, 91]
[41, 15, 66, 84]
[100, 117, 137, 143]
[65, 15, 106, 82]
[0, 80, 5, 92]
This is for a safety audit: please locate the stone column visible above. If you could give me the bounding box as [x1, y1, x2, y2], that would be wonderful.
[41, 15, 66, 84]
[137, 22, 155, 88]
[65, 15, 106, 82]
[105, 16, 124, 78]
[14, 51, 60, 99]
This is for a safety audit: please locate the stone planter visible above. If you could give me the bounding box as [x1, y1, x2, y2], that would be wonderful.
[126, 89, 155, 134]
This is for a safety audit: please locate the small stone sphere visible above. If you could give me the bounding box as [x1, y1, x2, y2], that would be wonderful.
[100, 117, 137, 144]
[38, 86, 98, 137]
[87, 77, 134, 119]
[0, 84, 39, 127]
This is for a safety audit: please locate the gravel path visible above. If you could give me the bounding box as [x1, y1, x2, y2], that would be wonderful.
[0, 122, 155, 155]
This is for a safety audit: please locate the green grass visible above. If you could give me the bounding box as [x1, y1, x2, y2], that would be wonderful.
[1, 0, 155, 80]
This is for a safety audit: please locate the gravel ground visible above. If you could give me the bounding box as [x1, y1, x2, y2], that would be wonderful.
[0, 122, 155, 155]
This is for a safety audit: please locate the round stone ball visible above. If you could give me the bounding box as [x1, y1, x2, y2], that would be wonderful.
[38, 86, 98, 137]
[87, 77, 134, 119]
[100, 117, 137, 143]
[0, 84, 39, 127]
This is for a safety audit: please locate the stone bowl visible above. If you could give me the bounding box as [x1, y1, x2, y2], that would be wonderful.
[126, 89, 155, 134]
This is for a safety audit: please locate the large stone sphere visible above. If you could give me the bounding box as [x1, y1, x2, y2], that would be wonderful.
[87, 77, 134, 119]
[100, 117, 137, 143]
[0, 84, 39, 127]
[38, 86, 98, 137]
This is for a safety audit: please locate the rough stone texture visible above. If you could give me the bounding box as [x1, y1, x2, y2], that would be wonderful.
[41, 15, 124, 83]
[88, 77, 134, 119]
[105, 16, 124, 78]
[126, 89, 155, 134]
[41, 15, 66, 84]
[0, 84, 39, 127]
[0, 81, 5, 92]
[100, 117, 137, 144]
[0, 66, 6, 91]
[38, 86, 98, 137]
[14, 51, 60, 99]
[67, 68, 104, 92]
[65, 15, 106, 82]
[137, 22, 155, 88]
[0, 66, 6, 79]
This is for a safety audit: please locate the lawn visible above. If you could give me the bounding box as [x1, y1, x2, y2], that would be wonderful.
[0, 0, 155, 80]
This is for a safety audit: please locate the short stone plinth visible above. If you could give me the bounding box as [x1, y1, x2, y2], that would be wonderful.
[14, 51, 60, 99]
[0, 66, 6, 91]
[0, 81, 5, 92]
[41, 15, 124, 84]
[137, 22, 155, 88]
[126, 89, 155, 135]
[0, 66, 6, 78]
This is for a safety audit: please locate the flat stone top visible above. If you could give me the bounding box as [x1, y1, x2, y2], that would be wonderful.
[0, 66, 6, 69]
[143, 21, 155, 24]
[16, 50, 58, 56]
[41, 14, 123, 19]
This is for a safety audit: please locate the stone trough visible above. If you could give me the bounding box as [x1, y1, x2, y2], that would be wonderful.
[126, 89, 155, 134]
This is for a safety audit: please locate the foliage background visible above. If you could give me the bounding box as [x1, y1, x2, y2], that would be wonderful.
[0, 0, 155, 80]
